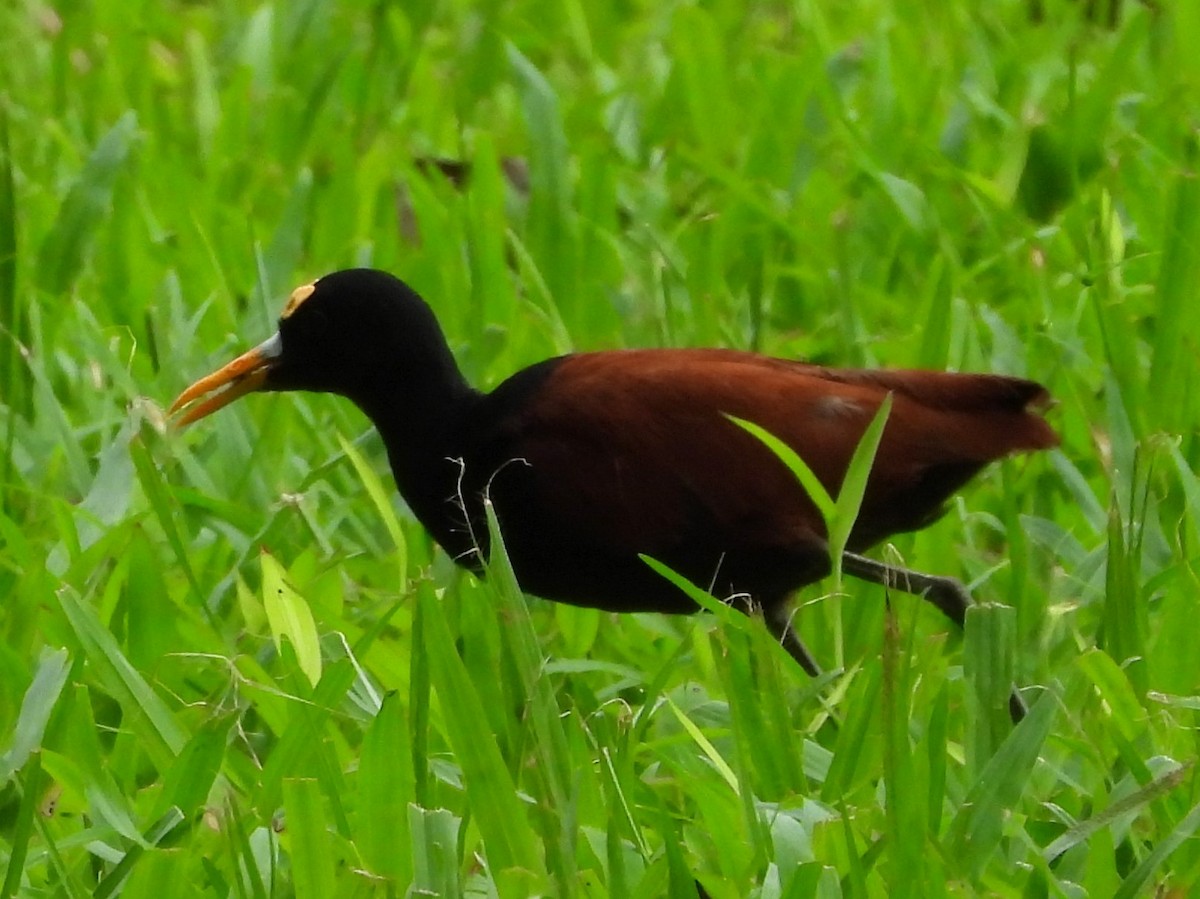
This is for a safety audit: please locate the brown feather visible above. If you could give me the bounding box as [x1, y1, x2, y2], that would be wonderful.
[454, 349, 1057, 612]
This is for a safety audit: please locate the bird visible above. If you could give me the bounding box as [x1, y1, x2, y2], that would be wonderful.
[171, 268, 1058, 721]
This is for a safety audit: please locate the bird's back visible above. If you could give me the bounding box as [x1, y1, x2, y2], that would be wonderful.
[440, 349, 1057, 611]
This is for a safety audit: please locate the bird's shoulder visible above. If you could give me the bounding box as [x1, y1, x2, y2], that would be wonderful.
[484, 347, 844, 429]
[458, 349, 831, 552]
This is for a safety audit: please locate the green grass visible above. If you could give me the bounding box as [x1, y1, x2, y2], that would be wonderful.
[3, 0, 1200, 895]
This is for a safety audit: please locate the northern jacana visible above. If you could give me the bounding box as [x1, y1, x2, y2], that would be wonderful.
[172, 268, 1058, 720]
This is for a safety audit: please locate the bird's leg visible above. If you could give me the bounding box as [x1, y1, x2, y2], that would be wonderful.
[840, 551, 1029, 723]
[760, 601, 843, 731]
[762, 602, 821, 677]
[840, 553, 970, 627]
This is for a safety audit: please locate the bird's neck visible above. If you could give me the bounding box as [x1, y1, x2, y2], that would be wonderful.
[355, 352, 477, 448]
[345, 305, 485, 552]
[352, 351, 482, 506]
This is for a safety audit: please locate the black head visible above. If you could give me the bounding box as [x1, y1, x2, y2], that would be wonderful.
[269, 269, 446, 397]
[170, 268, 466, 424]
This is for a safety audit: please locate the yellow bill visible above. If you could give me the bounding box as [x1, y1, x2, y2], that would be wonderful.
[169, 333, 282, 426]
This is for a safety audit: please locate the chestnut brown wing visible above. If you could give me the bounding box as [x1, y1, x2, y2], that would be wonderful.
[467, 349, 1056, 610]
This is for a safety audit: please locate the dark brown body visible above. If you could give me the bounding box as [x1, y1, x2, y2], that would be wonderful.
[378, 348, 1056, 616]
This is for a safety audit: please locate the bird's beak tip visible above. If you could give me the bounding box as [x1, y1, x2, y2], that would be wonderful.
[168, 334, 282, 426]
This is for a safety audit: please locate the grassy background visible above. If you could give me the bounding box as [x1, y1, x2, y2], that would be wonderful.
[3, 0, 1200, 895]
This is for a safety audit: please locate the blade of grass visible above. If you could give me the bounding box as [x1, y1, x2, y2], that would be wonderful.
[357, 692, 415, 884]
[0, 647, 70, 784]
[1102, 499, 1146, 696]
[0, 93, 22, 445]
[1147, 135, 1200, 433]
[260, 549, 322, 688]
[881, 599, 922, 899]
[255, 657, 356, 818]
[946, 692, 1056, 878]
[418, 584, 543, 889]
[508, 43, 578, 323]
[282, 778, 336, 899]
[820, 663, 880, 803]
[729, 396, 891, 586]
[92, 808, 187, 899]
[35, 111, 139, 296]
[728, 415, 835, 520]
[1075, 647, 1145, 743]
[57, 588, 186, 768]
[113, 848, 187, 899]
[665, 696, 739, 794]
[153, 712, 233, 822]
[481, 498, 576, 891]
[828, 394, 892, 565]
[1043, 760, 1190, 862]
[130, 435, 211, 627]
[408, 805, 463, 898]
[964, 602, 1016, 777]
[1112, 799, 1200, 899]
[1, 753, 43, 899]
[336, 433, 407, 586]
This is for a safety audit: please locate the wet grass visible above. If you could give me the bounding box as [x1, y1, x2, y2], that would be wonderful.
[2, 0, 1199, 895]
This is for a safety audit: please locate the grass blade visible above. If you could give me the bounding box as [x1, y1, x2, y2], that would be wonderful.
[260, 549, 322, 688]
[154, 713, 233, 822]
[828, 394, 892, 564]
[283, 778, 336, 899]
[727, 415, 835, 520]
[666, 696, 739, 793]
[1113, 800, 1200, 899]
[419, 585, 543, 889]
[0, 647, 70, 784]
[1075, 647, 1145, 743]
[730, 396, 890, 585]
[57, 588, 186, 768]
[964, 602, 1016, 776]
[1, 753, 43, 899]
[130, 435, 209, 625]
[0, 94, 23, 436]
[357, 692, 415, 884]
[337, 433, 407, 585]
[409, 805, 463, 897]
[1043, 761, 1190, 862]
[35, 111, 138, 295]
[481, 498, 577, 890]
[1147, 136, 1200, 433]
[947, 692, 1056, 878]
